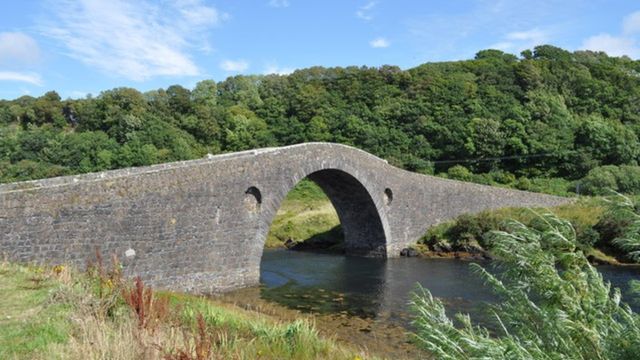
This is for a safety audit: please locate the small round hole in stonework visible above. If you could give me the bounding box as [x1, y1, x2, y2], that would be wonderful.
[384, 188, 393, 206]
[244, 186, 262, 213]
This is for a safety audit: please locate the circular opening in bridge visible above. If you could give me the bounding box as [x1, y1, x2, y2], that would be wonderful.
[244, 186, 262, 213]
[384, 188, 393, 206]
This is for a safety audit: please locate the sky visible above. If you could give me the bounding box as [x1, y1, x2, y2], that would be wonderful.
[0, 0, 639, 100]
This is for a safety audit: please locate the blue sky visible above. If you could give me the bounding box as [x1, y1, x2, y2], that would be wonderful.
[0, 0, 639, 100]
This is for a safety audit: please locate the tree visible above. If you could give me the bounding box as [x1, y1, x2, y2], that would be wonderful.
[166, 84, 192, 114]
[192, 80, 217, 107]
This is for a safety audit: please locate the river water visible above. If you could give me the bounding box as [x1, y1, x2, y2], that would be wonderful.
[259, 249, 640, 328]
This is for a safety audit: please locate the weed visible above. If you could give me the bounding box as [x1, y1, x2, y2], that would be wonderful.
[122, 276, 169, 333]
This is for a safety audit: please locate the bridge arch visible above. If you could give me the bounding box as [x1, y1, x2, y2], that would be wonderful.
[249, 167, 392, 267]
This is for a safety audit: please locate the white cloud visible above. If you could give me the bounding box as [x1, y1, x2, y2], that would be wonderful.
[268, 0, 290, 8]
[623, 11, 640, 35]
[487, 41, 513, 51]
[0, 71, 43, 86]
[581, 34, 639, 58]
[505, 28, 546, 42]
[263, 64, 294, 75]
[581, 11, 640, 59]
[0, 32, 41, 65]
[40, 0, 227, 81]
[356, 1, 376, 21]
[489, 28, 548, 53]
[405, 1, 566, 62]
[220, 59, 249, 72]
[369, 37, 390, 48]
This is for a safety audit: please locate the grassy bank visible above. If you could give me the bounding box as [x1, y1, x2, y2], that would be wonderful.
[417, 196, 638, 264]
[0, 259, 375, 359]
[266, 179, 342, 249]
[267, 181, 635, 265]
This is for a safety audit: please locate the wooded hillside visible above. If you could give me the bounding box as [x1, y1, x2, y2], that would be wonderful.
[2, 45, 639, 195]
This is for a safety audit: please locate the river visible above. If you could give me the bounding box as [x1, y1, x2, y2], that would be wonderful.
[260, 249, 640, 326]
[217, 249, 640, 358]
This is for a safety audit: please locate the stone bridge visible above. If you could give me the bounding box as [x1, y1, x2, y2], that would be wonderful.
[0, 143, 569, 292]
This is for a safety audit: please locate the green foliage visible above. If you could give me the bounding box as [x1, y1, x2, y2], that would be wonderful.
[446, 165, 473, 182]
[410, 212, 640, 359]
[422, 199, 605, 253]
[0, 263, 70, 358]
[600, 195, 640, 262]
[265, 179, 342, 249]
[442, 213, 500, 249]
[580, 165, 640, 195]
[1, 46, 640, 196]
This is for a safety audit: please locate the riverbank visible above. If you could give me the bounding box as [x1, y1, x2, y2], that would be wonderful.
[266, 179, 342, 250]
[0, 260, 380, 359]
[269, 183, 636, 266]
[213, 286, 426, 359]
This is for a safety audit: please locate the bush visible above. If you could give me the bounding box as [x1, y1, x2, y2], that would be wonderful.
[447, 165, 473, 182]
[489, 170, 516, 185]
[580, 165, 640, 195]
[445, 213, 500, 249]
[410, 212, 640, 359]
[515, 177, 532, 190]
[600, 195, 640, 262]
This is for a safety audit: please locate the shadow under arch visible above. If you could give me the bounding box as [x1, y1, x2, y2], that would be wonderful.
[304, 169, 388, 256]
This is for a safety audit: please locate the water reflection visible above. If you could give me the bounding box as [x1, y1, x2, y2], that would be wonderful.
[260, 249, 640, 328]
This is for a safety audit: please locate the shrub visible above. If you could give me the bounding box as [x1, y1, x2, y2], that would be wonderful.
[444, 212, 500, 249]
[576, 227, 599, 249]
[603, 195, 640, 262]
[489, 170, 516, 185]
[514, 177, 532, 190]
[580, 165, 640, 195]
[410, 212, 640, 359]
[447, 165, 473, 182]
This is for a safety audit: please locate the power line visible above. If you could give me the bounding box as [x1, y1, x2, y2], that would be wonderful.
[430, 151, 575, 165]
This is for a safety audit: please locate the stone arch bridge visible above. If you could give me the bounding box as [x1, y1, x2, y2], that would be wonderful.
[0, 143, 568, 292]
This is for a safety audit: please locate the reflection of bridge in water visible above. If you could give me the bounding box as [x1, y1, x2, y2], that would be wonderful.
[1, 142, 568, 292]
[259, 250, 498, 325]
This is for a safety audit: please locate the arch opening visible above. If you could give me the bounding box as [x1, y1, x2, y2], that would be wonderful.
[244, 186, 262, 213]
[266, 169, 387, 257]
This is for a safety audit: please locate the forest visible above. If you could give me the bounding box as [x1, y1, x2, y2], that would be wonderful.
[1, 45, 640, 196]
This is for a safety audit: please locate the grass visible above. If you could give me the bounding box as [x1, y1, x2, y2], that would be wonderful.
[410, 212, 640, 359]
[0, 258, 375, 359]
[267, 180, 611, 261]
[0, 262, 70, 359]
[266, 179, 342, 249]
[417, 196, 619, 262]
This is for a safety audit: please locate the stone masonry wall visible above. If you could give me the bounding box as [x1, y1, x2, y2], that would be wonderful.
[0, 143, 570, 293]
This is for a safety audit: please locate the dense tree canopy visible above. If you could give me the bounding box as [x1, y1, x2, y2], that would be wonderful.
[1, 45, 639, 195]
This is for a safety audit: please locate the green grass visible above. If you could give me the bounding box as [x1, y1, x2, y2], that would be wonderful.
[0, 263, 70, 359]
[410, 212, 640, 359]
[0, 260, 374, 359]
[419, 196, 614, 261]
[266, 179, 342, 249]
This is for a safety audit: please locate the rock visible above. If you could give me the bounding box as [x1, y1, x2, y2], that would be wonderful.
[587, 254, 602, 265]
[452, 243, 484, 254]
[431, 243, 452, 253]
[466, 244, 484, 254]
[400, 247, 419, 257]
[284, 238, 296, 249]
